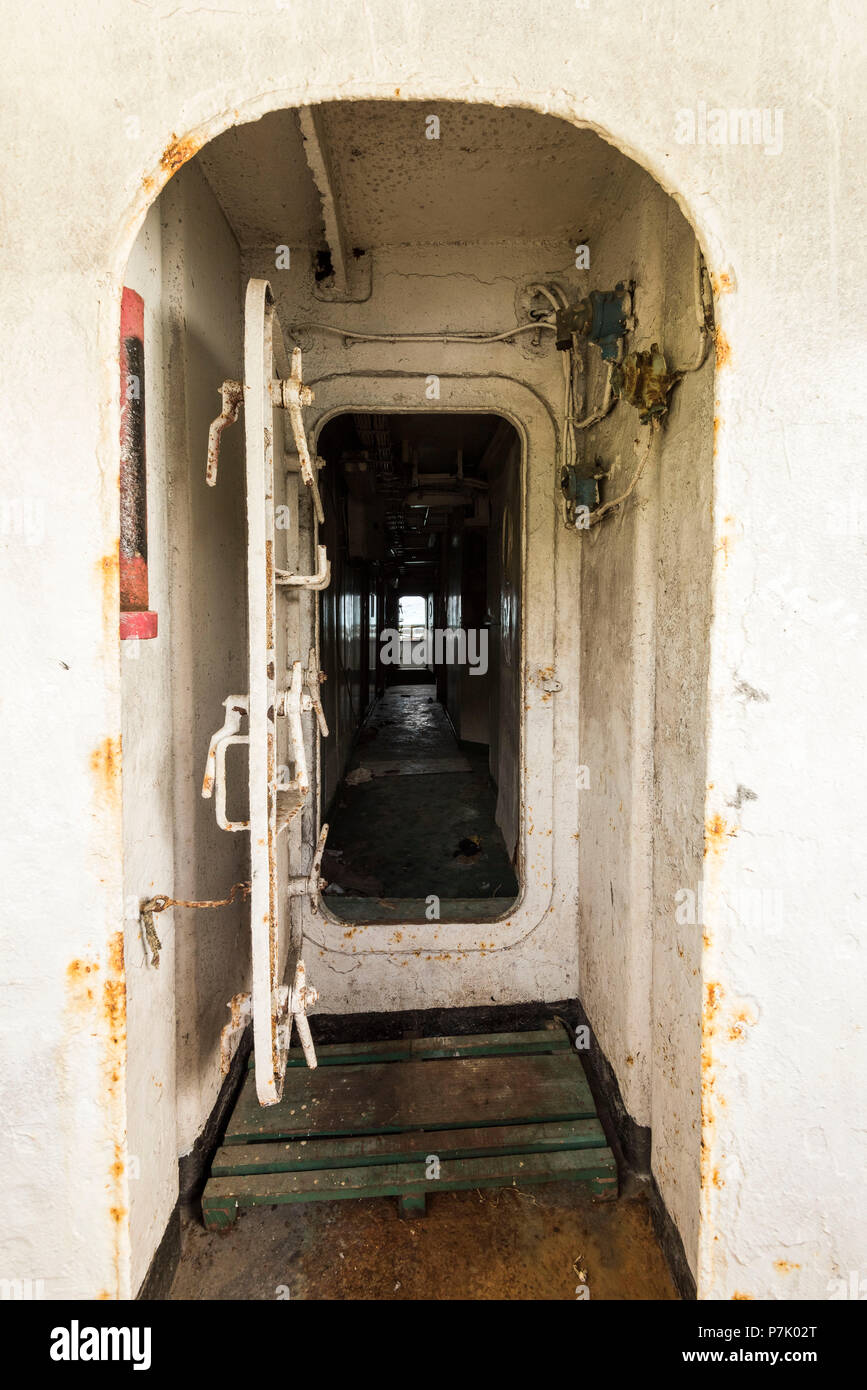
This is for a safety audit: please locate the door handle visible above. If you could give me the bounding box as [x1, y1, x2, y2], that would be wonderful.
[287, 822, 330, 913]
[274, 958, 319, 1069]
[271, 347, 325, 524]
[206, 381, 244, 486]
[202, 695, 250, 831]
[275, 544, 331, 591]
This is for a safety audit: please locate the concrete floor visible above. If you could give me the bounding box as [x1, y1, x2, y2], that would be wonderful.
[322, 683, 519, 914]
[171, 1182, 677, 1300]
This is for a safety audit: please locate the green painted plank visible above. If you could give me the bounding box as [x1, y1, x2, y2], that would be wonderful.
[250, 1028, 570, 1069]
[213, 1118, 608, 1175]
[399, 1193, 426, 1215]
[225, 1052, 595, 1144]
[203, 1146, 618, 1216]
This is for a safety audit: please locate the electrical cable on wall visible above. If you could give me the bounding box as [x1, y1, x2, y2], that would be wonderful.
[583, 421, 659, 528]
[571, 255, 710, 530]
[291, 320, 556, 345]
[295, 279, 672, 533]
[677, 243, 713, 375]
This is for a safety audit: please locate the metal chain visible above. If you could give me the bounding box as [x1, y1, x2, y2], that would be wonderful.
[138, 882, 251, 969]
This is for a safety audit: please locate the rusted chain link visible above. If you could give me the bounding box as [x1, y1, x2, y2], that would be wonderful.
[138, 882, 251, 969]
[144, 882, 252, 914]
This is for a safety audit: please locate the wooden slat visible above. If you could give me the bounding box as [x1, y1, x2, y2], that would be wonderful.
[253, 1028, 570, 1069]
[204, 1145, 617, 1211]
[213, 1118, 608, 1175]
[225, 1052, 595, 1144]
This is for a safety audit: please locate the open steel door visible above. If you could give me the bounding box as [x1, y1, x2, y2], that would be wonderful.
[202, 278, 329, 1105]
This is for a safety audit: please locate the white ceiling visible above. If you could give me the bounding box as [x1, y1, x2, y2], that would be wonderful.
[196, 100, 627, 252]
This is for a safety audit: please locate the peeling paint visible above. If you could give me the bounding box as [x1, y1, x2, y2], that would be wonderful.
[90, 736, 122, 803]
[66, 957, 100, 1011]
[700, 981, 724, 1198]
[710, 269, 735, 296]
[160, 133, 201, 178]
[64, 933, 128, 1298]
[704, 814, 736, 858]
[97, 550, 120, 646]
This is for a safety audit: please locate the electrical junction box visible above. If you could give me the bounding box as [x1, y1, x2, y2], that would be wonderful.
[555, 284, 632, 361]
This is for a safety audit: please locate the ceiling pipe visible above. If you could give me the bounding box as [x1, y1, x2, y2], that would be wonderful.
[298, 105, 350, 297]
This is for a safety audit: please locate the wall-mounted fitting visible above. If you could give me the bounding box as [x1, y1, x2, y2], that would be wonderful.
[611, 343, 675, 423]
[560, 463, 603, 525]
[555, 283, 633, 361]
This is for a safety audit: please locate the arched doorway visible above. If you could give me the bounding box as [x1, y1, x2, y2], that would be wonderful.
[118, 97, 715, 1298]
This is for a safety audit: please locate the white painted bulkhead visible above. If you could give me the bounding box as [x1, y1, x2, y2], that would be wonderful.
[1, 1, 863, 1306]
[113, 105, 714, 1296]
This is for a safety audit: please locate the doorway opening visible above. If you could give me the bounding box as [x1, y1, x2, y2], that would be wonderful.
[115, 92, 717, 1297]
[316, 411, 521, 923]
[397, 594, 429, 675]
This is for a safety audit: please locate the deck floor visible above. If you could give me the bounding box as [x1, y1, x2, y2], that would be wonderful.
[322, 683, 519, 916]
[182, 1030, 677, 1300]
[171, 1184, 676, 1300]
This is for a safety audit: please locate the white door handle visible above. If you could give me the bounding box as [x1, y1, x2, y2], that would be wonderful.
[202, 695, 250, 831]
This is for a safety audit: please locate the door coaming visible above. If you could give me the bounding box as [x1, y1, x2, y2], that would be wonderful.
[297, 382, 563, 979]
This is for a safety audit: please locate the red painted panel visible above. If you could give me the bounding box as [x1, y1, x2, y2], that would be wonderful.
[120, 610, 159, 640]
[119, 286, 158, 639]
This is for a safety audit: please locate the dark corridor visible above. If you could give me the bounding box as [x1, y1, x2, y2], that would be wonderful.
[316, 411, 522, 925]
[321, 683, 519, 921]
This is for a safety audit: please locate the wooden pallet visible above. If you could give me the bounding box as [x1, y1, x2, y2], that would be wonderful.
[202, 1029, 617, 1229]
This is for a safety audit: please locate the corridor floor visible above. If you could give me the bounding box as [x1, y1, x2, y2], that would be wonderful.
[322, 683, 519, 920]
[170, 1183, 677, 1301]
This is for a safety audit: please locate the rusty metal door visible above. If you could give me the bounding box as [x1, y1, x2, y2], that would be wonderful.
[202, 278, 329, 1105]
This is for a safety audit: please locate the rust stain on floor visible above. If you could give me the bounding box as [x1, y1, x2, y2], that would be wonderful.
[170, 1186, 677, 1301]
